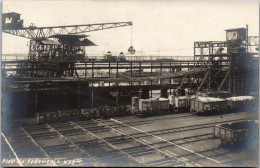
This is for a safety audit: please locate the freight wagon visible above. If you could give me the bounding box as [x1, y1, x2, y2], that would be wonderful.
[81, 108, 101, 120]
[174, 96, 190, 112]
[136, 98, 169, 117]
[213, 120, 257, 145]
[35, 94, 256, 124]
[190, 96, 227, 115]
[58, 109, 81, 121]
[226, 96, 255, 112]
[36, 112, 58, 124]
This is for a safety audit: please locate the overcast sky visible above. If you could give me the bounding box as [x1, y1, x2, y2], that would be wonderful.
[2, 0, 259, 56]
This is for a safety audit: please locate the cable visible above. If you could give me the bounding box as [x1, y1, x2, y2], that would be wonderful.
[131, 26, 133, 46]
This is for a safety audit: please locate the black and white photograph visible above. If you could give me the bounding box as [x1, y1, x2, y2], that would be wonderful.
[1, 0, 259, 167]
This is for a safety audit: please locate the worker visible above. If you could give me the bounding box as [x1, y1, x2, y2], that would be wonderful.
[119, 52, 124, 56]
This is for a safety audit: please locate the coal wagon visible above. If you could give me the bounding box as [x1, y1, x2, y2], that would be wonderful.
[213, 120, 257, 145]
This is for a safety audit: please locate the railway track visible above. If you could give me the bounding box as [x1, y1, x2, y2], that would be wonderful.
[2, 121, 192, 166]
[111, 113, 197, 128]
[94, 117, 254, 167]
[1, 112, 257, 167]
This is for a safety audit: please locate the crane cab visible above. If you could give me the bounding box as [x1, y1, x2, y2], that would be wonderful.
[225, 27, 247, 53]
[2, 12, 23, 29]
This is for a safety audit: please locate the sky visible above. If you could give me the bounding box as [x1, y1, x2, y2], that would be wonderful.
[2, 0, 259, 56]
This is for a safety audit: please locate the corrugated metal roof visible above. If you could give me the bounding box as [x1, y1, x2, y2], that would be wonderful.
[49, 34, 89, 38]
[74, 38, 96, 46]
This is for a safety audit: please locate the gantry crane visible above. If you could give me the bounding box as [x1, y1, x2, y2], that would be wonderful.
[2, 12, 133, 77]
[2, 13, 132, 39]
[2, 12, 133, 60]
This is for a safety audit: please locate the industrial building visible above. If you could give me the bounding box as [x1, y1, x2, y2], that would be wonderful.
[1, 9, 259, 167]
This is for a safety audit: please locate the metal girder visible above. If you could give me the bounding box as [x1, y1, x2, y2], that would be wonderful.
[218, 68, 231, 92]
[194, 41, 229, 57]
[3, 22, 132, 39]
[179, 74, 188, 88]
[70, 121, 146, 166]
[248, 36, 259, 46]
[197, 70, 210, 91]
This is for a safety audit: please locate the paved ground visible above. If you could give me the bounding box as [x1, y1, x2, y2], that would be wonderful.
[1, 111, 259, 167]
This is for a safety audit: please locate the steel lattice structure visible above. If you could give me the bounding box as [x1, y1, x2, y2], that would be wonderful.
[3, 22, 133, 39]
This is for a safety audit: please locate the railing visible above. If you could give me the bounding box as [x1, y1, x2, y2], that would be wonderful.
[86, 55, 194, 61]
[2, 54, 195, 62]
[2, 54, 28, 61]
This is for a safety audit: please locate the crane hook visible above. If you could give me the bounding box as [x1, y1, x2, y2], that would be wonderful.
[128, 26, 135, 54]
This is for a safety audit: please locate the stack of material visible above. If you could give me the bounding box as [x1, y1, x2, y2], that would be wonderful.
[197, 96, 225, 103]
[213, 120, 256, 145]
[196, 91, 231, 98]
[226, 96, 255, 101]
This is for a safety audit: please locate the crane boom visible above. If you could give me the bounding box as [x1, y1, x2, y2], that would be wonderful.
[3, 21, 133, 39]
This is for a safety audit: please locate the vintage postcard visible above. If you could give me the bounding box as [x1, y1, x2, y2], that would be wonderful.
[1, 0, 259, 167]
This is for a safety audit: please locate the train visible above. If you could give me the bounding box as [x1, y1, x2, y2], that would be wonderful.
[35, 93, 257, 124]
[131, 93, 256, 116]
[36, 105, 130, 124]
